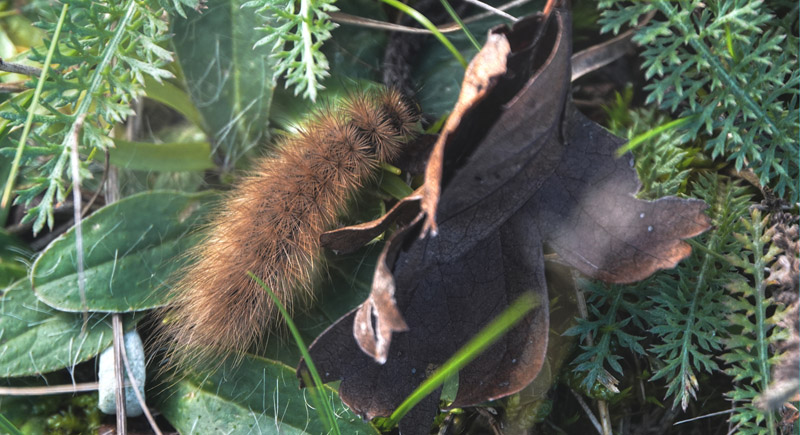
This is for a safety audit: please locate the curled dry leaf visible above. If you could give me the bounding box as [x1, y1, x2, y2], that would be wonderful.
[300, 7, 711, 434]
[320, 187, 423, 255]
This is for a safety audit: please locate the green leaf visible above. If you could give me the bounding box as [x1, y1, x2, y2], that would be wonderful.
[1, 9, 45, 49]
[250, 273, 341, 435]
[0, 280, 126, 377]
[0, 230, 31, 286]
[322, 0, 388, 82]
[109, 138, 214, 172]
[170, 0, 275, 169]
[143, 76, 206, 129]
[156, 354, 378, 434]
[31, 191, 214, 313]
[599, 0, 799, 202]
[379, 171, 415, 200]
[0, 412, 22, 435]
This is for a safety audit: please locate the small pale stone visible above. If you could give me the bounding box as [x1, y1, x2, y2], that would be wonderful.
[98, 330, 146, 417]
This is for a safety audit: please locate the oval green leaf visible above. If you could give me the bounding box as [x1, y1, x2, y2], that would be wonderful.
[0, 230, 31, 286]
[31, 190, 214, 313]
[156, 354, 378, 434]
[171, 0, 275, 167]
[143, 75, 206, 129]
[0, 280, 130, 377]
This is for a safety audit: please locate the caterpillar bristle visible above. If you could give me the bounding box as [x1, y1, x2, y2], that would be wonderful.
[154, 87, 419, 373]
[378, 87, 419, 140]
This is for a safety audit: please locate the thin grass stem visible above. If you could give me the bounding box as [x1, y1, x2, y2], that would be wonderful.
[379, 0, 467, 68]
[615, 115, 697, 157]
[0, 413, 22, 435]
[248, 272, 341, 435]
[0, 3, 68, 226]
[387, 292, 539, 427]
[439, 0, 481, 51]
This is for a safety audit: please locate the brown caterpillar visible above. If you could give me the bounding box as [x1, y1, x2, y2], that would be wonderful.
[156, 87, 419, 371]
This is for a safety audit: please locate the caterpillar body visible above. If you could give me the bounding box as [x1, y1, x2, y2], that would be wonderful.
[157, 87, 419, 370]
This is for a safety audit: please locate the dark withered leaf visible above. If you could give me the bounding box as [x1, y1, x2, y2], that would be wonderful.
[300, 7, 711, 434]
[320, 187, 422, 255]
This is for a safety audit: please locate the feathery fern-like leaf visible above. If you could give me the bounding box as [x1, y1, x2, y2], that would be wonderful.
[723, 209, 788, 434]
[598, 0, 799, 202]
[564, 278, 653, 393]
[245, 0, 337, 101]
[1, 0, 174, 234]
[647, 174, 751, 410]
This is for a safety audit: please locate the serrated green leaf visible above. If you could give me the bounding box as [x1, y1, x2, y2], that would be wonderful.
[0, 280, 130, 377]
[156, 354, 378, 434]
[109, 138, 214, 172]
[31, 190, 214, 313]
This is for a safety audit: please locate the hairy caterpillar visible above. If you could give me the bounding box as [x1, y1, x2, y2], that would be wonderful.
[156, 87, 419, 371]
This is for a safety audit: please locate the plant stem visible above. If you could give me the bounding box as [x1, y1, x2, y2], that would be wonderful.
[439, 0, 481, 51]
[0, 3, 68, 227]
[33, 0, 138, 234]
[300, 0, 319, 101]
[749, 211, 776, 433]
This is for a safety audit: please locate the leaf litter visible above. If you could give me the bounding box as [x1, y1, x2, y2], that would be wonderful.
[299, 5, 711, 434]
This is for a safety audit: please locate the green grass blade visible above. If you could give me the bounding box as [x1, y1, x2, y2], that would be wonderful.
[248, 272, 341, 435]
[380, 172, 415, 200]
[388, 292, 540, 427]
[0, 413, 23, 435]
[615, 114, 697, 157]
[438, 0, 481, 51]
[379, 0, 467, 68]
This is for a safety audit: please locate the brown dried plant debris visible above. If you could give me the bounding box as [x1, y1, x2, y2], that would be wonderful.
[757, 210, 799, 414]
[298, 6, 711, 435]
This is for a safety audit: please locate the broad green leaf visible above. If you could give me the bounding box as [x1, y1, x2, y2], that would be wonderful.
[157, 354, 378, 434]
[109, 138, 214, 172]
[0, 230, 31, 286]
[0, 280, 127, 377]
[143, 76, 206, 129]
[323, 0, 387, 82]
[270, 79, 385, 132]
[0, 24, 17, 60]
[31, 190, 214, 313]
[170, 0, 275, 168]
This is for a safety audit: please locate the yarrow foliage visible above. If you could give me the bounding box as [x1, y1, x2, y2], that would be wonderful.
[245, 0, 338, 101]
[598, 0, 799, 202]
[568, 2, 797, 427]
[1, 0, 175, 233]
